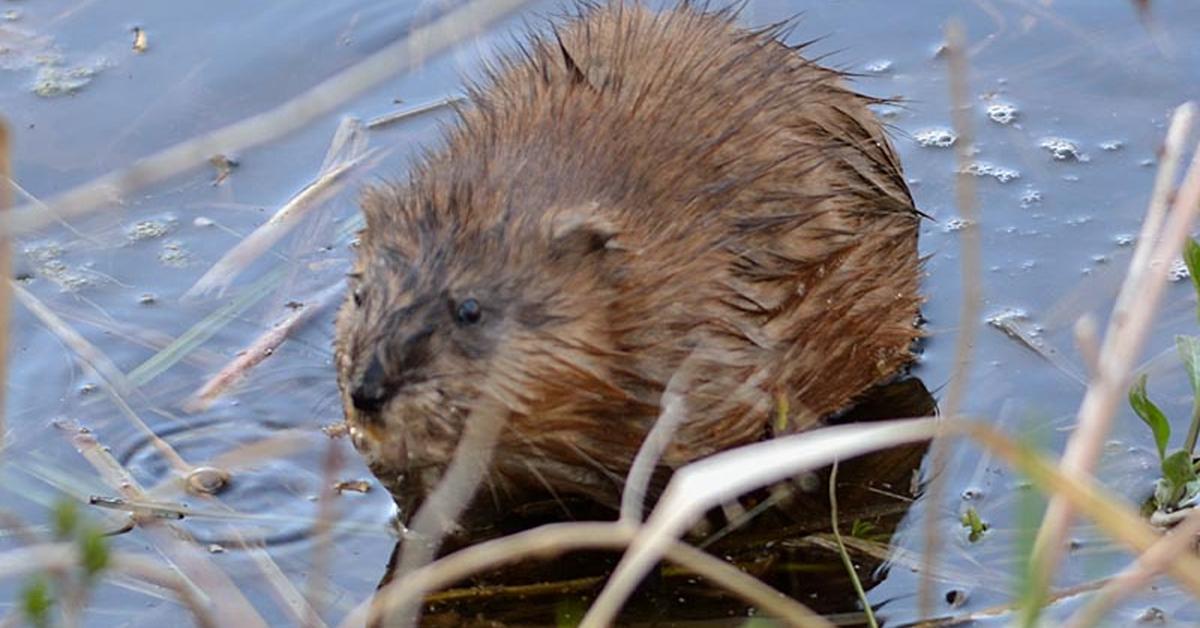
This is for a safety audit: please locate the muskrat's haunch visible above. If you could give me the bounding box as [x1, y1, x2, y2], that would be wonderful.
[334, 1, 922, 518]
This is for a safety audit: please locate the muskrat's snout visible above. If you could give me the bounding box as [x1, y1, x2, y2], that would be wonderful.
[349, 352, 392, 414]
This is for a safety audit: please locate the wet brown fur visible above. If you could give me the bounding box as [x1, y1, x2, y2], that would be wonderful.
[334, 1, 922, 516]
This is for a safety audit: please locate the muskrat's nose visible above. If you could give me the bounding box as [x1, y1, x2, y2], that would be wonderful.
[351, 353, 391, 413]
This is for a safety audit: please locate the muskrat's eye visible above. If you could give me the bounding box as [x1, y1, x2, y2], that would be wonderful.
[455, 298, 483, 325]
[352, 288, 364, 308]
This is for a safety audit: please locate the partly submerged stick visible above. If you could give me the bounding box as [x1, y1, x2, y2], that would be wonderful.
[1026, 102, 1200, 620]
[0, 0, 536, 238]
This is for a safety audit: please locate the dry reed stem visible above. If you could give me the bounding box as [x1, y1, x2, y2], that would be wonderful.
[230, 532, 326, 628]
[70, 429, 268, 627]
[304, 439, 343, 628]
[961, 421, 1200, 597]
[0, 120, 10, 458]
[185, 145, 377, 299]
[13, 282, 190, 473]
[1066, 508, 1200, 626]
[0, 542, 218, 628]
[185, 279, 346, 411]
[1027, 102, 1200, 614]
[0, 0, 535, 238]
[581, 417, 939, 628]
[379, 399, 506, 626]
[920, 20, 983, 619]
[347, 522, 831, 628]
[366, 97, 465, 130]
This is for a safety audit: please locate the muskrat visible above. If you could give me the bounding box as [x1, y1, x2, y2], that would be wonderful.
[334, 1, 922, 519]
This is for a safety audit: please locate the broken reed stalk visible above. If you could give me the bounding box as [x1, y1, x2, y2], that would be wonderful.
[0, 121, 9, 458]
[304, 439, 343, 628]
[378, 399, 507, 626]
[919, 19, 982, 619]
[1066, 508, 1200, 627]
[1025, 101, 1200, 620]
[0, 0, 535, 239]
[185, 279, 345, 412]
[366, 96, 465, 130]
[350, 522, 831, 628]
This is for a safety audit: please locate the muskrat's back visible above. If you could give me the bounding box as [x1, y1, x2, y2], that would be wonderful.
[335, 2, 922, 514]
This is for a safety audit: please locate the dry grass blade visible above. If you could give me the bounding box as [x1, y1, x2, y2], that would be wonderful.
[351, 522, 832, 628]
[185, 120, 376, 299]
[1027, 102, 1200, 616]
[961, 421, 1200, 596]
[0, 0, 536, 238]
[185, 279, 345, 412]
[830, 461, 878, 628]
[579, 417, 939, 628]
[0, 120, 10, 457]
[305, 440, 343, 628]
[1066, 508, 1200, 627]
[920, 19, 983, 620]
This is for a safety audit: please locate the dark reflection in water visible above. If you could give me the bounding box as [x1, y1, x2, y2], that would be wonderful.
[372, 377, 935, 626]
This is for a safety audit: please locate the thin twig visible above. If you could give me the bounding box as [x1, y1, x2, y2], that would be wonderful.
[366, 96, 465, 130]
[1026, 102, 1200, 621]
[0, 0, 536, 238]
[185, 279, 345, 412]
[830, 460, 878, 628]
[347, 522, 832, 628]
[920, 19, 982, 619]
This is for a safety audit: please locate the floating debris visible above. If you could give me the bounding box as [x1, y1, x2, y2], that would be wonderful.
[1114, 233, 1135, 247]
[158, 241, 191, 268]
[863, 59, 893, 74]
[962, 161, 1020, 183]
[985, 102, 1018, 125]
[942, 218, 973, 233]
[131, 26, 148, 53]
[914, 127, 957, 148]
[334, 480, 372, 494]
[33, 63, 98, 97]
[1039, 137, 1089, 162]
[209, 154, 238, 185]
[1169, 259, 1190, 282]
[1020, 188, 1042, 207]
[127, 219, 171, 242]
[1099, 139, 1124, 151]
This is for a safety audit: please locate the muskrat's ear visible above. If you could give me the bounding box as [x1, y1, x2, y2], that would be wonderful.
[548, 204, 621, 258]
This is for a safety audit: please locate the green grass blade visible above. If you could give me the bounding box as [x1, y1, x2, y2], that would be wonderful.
[1130, 373, 1171, 462]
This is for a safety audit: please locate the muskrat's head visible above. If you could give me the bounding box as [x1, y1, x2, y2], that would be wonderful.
[333, 181, 630, 512]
